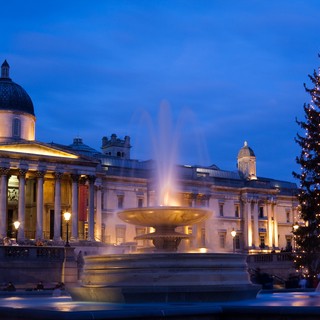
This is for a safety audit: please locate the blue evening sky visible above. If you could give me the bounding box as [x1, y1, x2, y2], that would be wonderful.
[1, 0, 319, 183]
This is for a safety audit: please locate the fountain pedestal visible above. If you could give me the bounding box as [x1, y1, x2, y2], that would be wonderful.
[69, 253, 260, 303]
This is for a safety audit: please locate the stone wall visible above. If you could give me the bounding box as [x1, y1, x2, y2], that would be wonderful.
[0, 246, 77, 287]
[247, 252, 295, 280]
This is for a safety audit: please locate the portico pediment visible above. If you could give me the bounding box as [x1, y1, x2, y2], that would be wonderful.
[0, 141, 79, 159]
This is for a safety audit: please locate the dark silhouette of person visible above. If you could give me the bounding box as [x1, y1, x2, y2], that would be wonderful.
[35, 281, 44, 290]
[5, 282, 16, 291]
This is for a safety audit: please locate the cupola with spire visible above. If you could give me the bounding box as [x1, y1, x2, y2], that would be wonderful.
[237, 141, 257, 180]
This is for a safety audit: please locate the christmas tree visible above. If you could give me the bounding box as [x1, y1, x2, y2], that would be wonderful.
[293, 55, 320, 279]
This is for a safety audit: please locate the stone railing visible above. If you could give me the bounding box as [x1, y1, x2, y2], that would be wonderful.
[0, 246, 65, 261]
[0, 246, 77, 285]
[0, 246, 66, 261]
[246, 253, 295, 280]
[247, 252, 293, 264]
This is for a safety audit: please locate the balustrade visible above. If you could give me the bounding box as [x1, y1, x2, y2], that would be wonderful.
[0, 245, 66, 261]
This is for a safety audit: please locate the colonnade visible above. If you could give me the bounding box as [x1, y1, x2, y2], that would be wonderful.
[242, 196, 279, 250]
[0, 166, 101, 243]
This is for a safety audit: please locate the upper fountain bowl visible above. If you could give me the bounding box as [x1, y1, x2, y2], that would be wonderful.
[117, 206, 211, 227]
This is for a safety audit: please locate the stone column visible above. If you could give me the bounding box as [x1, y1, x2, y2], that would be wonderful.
[35, 171, 45, 240]
[17, 169, 27, 241]
[87, 175, 96, 241]
[252, 200, 259, 248]
[267, 200, 273, 248]
[189, 193, 198, 248]
[247, 200, 253, 248]
[95, 185, 102, 241]
[242, 197, 252, 249]
[0, 168, 9, 238]
[272, 200, 279, 248]
[70, 174, 79, 240]
[54, 172, 63, 241]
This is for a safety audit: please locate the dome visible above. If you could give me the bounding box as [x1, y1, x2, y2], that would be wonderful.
[0, 60, 35, 116]
[238, 141, 255, 158]
[68, 137, 101, 157]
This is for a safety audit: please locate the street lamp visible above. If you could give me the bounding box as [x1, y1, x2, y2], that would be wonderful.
[231, 228, 237, 253]
[63, 211, 71, 247]
[13, 221, 20, 242]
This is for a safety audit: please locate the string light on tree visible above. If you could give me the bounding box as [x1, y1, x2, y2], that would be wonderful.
[293, 54, 320, 279]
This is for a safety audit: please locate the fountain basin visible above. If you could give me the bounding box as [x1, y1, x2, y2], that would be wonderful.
[118, 206, 211, 251]
[69, 253, 260, 303]
[118, 206, 211, 227]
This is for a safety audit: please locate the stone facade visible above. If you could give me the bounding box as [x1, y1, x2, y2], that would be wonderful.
[0, 60, 298, 253]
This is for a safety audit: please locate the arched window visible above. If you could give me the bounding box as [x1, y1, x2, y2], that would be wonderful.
[12, 118, 21, 138]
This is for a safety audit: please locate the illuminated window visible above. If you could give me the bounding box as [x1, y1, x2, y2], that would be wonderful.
[115, 225, 126, 245]
[219, 233, 225, 248]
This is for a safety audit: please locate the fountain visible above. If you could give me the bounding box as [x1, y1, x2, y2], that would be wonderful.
[118, 206, 210, 251]
[69, 103, 260, 303]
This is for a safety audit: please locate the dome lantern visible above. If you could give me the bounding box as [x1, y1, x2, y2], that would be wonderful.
[237, 141, 257, 180]
[1, 60, 10, 79]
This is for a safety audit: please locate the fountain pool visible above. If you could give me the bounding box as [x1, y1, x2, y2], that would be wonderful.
[0, 291, 320, 319]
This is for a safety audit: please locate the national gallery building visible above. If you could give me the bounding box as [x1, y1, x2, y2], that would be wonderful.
[0, 60, 298, 253]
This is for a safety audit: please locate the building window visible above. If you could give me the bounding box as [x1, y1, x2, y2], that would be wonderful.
[259, 206, 264, 218]
[219, 233, 225, 248]
[115, 225, 126, 245]
[219, 203, 224, 217]
[117, 195, 124, 209]
[137, 198, 143, 208]
[235, 235, 240, 250]
[235, 205, 240, 218]
[260, 235, 265, 249]
[12, 118, 21, 138]
[286, 210, 290, 223]
[285, 237, 293, 251]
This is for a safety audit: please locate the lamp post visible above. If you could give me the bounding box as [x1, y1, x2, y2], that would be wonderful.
[231, 228, 237, 253]
[13, 221, 20, 242]
[63, 211, 71, 247]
